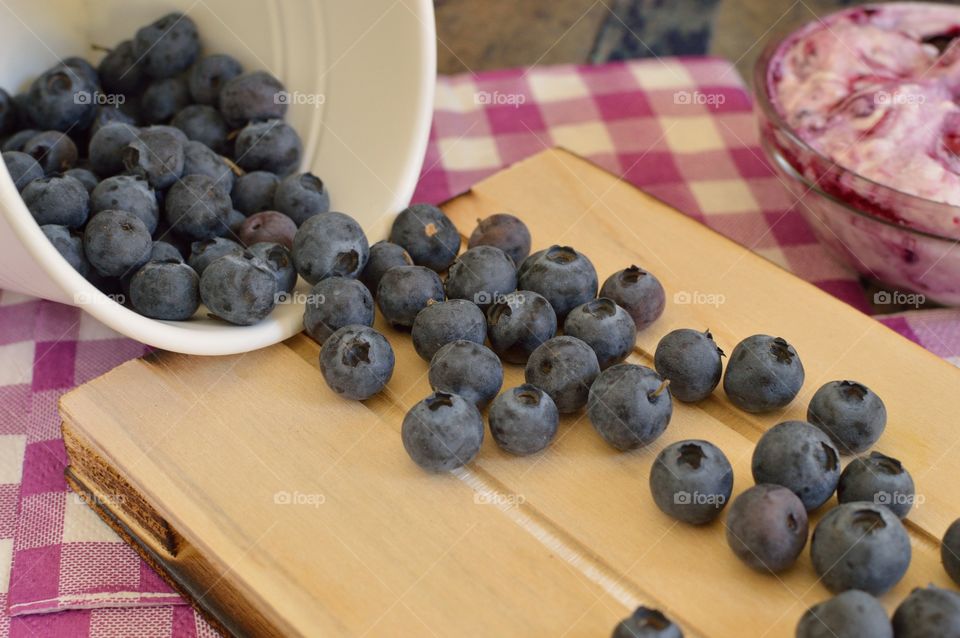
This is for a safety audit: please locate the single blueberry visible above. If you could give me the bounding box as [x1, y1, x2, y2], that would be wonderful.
[64, 168, 99, 193]
[247, 242, 297, 295]
[233, 119, 302, 176]
[89, 122, 139, 177]
[22, 175, 89, 228]
[61, 57, 99, 87]
[89, 105, 137, 137]
[611, 606, 683, 638]
[134, 13, 201, 79]
[41, 224, 90, 277]
[445, 245, 517, 308]
[945, 519, 960, 586]
[428, 340, 503, 408]
[796, 590, 892, 638]
[587, 363, 671, 449]
[150, 240, 183, 263]
[141, 76, 192, 124]
[129, 260, 199, 320]
[164, 174, 232, 240]
[303, 277, 374, 344]
[526, 335, 601, 414]
[376, 265, 445, 328]
[518, 245, 598, 321]
[564, 298, 637, 369]
[319, 325, 395, 401]
[488, 384, 559, 456]
[187, 237, 244, 275]
[723, 334, 805, 413]
[231, 171, 280, 215]
[892, 586, 960, 638]
[292, 212, 369, 284]
[172, 106, 231, 155]
[218, 71, 288, 128]
[3, 129, 40, 153]
[273, 172, 330, 225]
[468, 213, 531, 266]
[360, 240, 412, 295]
[239, 211, 298, 249]
[3, 151, 44, 191]
[182, 140, 234, 194]
[91, 175, 159, 233]
[388, 203, 461, 272]
[26, 62, 97, 131]
[654, 328, 724, 403]
[123, 129, 185, 189]
[401, 391, 484, 472]
[97, 40, 146, 96]
[752, 420, 840, 511]
[486, 290, 557, 364]
[808, 380, 887, 454]
[811, 502, 911, 594]
[188, 54, 243, 105]
[599, 265, 665, 330]
[411, 298, 486, 361]
[199, 251, 277, 326]
[83, 210, 152, 278]
[22, 130, 77, 174]
[838, 452, 915, 518]
[649, 439, 733, 524]
[726, 483, 808, 573]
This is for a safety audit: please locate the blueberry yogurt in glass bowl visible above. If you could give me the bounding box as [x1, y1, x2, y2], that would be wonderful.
[755, 2, 960, 305]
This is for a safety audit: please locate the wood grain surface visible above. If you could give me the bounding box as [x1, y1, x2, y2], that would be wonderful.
[61, 149, 960, 637]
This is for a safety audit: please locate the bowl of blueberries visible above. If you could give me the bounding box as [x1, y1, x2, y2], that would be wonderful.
[0, 0, 435, 354]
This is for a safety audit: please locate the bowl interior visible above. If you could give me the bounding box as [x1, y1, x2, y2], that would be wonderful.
[0, 0, 435, 354]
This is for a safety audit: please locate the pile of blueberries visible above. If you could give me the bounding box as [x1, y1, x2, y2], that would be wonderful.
[304, 202, 960, 637]
[0, 13, 328, 324]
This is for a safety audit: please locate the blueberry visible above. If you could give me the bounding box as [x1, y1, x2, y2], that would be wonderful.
[564, 298, 637, 369]
[234, 119, 301, 176]
[525, 336, 600, 414]
[173, 106, 230, 155]
[61, 57, 100, 88]
[360, 240, 412, 294]
[611, 607, 683, 638]
[468, 213, 531, 266]
[239, 211, 297, 249]
[83, 210, 152, 278]
[892, 586, 960, 638]
[796, 590, 892, 638]
[411, 299, 486, 361]
[488, 384, 559, 456]
[649, 440, 732, 524]
[41, 224, 89, 277]
[599, 265, 665, 330]
[91, 175, 159, 233]
[303, 277, 374, 344]
[376, 265, 444, 328]
[27, 63, 97, 131]
[164, 174, 232, 240]
[221, 208, 247, 238]
[319, 325, 394, 400]
[134, 13, 200, 79]
[3, 151, 43, 191]
[142, 124, 188, 144]
[247, 242, 297, 295]
[22, 131, 77, 174]
[123, 129, 184, 189]
[231, 171, 279, 215]
[141, 77, 191, 124]
[0, 88, 18, 136]
[218, 71, 287, 128]
[518, 245, 598, 320]
[22, 175, 89, 228]
[486, 290, 557, 364]
[188, 54, 243, 105]
[723, 334, 804, 413]
[89, 122, 139, 177]
[725, 483, 808, 573]
[429, 340, 503, 408]
[97, 40, 145, 96]
[199, 251, 277, 325]
[445, 245, 517, 308]
[388, 203, 461, 272]
[811, 502, 910, 594]
[64, 168, 99, 193]
[187, 237, 244, 275]
[271, 172, 330, 225]
[838, 452, 915, 518]
[89, 105, 137, 137]
[182, 140, 234, 194]
[401, 391, 484, 472]
[808, 380, 887, 454]
[2, 129, 40, 153]
[654, 329, 724, 403]
[150, 240, 182, 263]
[587, 363, 671, 449]
[292, 212, 369, 284]
[129, 260, 199, 320]
[945, 519, 960, 586]
[752, 420, 840, 511]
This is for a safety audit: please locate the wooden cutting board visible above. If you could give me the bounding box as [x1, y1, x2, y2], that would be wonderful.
[60, 148, 960, 637]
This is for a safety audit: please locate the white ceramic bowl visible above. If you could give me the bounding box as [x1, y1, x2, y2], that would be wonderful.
[0, 0, 435, 354]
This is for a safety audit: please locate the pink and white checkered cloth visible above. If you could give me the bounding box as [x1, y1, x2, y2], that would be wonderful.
[1, 57, 958, 637]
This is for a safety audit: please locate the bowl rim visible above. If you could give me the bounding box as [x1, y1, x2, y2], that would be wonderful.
[752, 1, 960, 232]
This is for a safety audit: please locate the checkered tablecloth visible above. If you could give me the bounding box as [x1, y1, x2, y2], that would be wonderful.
[1, 57, 958, 637]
